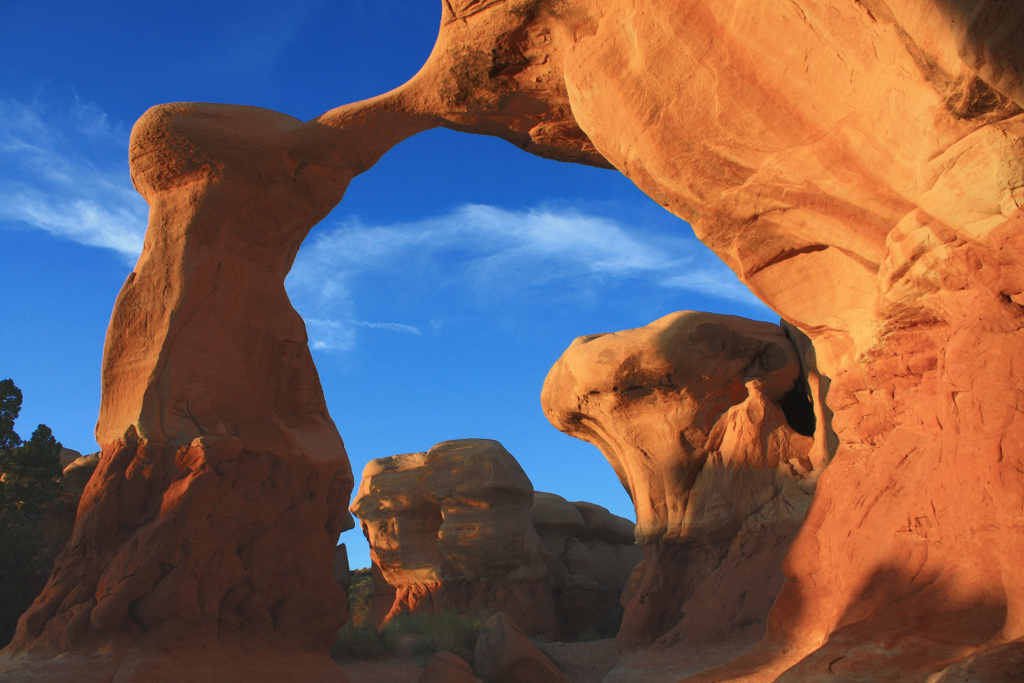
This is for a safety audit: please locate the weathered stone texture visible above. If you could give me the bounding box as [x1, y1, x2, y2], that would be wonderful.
[542, 312, 816, 653]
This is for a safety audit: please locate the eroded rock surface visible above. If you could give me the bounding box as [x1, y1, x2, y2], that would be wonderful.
[8, 1, 1024, 680]
[417, 650, 477, 683]
[351, 439, 556, 636]
[2, 98, 437, 681]
[543, 312, 816, 655]
[419, 3, 1024, 678]
[351, 440, 640, 638]
[531, 492, 641, 638]
[475, 612, 569, 683]
[37, 453, 99, 554]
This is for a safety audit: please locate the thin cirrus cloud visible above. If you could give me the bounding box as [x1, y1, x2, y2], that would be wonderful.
[1, 96, 767, 353]
[285, 203, 768, 350]
[0, 96, 148, 263]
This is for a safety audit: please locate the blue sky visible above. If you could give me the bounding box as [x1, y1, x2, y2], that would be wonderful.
[0, 1, 776, 569]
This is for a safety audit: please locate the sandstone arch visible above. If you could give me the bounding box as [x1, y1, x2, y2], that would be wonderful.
[3, 1, 1024, 681]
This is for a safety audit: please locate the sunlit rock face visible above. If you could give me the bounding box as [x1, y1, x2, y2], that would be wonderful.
[7, 0, 1024, 679]
[414, 2, 1024, 678]
[351, 440, 642, 639]
[542, 312, 817, 654]
[1, 100, 439, 681]
[351, 439, 557, 636]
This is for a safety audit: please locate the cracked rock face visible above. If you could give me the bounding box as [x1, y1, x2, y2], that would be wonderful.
[542, 311, 817, 651]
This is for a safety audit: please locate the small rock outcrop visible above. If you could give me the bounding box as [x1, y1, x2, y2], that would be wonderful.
[475, 612, 568, 683]
[351, 439, 556, 636]
[351, 439, 640, 638]
[542, 311, 819, 653]
[417, 651, 476, 683]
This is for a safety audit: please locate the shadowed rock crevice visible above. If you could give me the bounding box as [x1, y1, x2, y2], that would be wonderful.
[778, 384, 816, 437]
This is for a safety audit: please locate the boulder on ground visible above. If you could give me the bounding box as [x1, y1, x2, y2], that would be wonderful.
[417, 650, 476, 683]
[474, 612, 568, 683]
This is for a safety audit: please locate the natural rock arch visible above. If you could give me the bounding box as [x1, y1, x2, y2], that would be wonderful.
[3, 1, 1024, 681]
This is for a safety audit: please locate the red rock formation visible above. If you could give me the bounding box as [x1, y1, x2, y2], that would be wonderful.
[37, 453, 100, 562]
[351, 439, 557, 636]
[416, 3, 1024, 678]
[1, 100, 437, 681]
[7, 1, 1024, 679]
[417, 650, 477, 683]
[475, 612, 569, 683]
[351, 440, 642, 639]
[542, 312, 816, 656]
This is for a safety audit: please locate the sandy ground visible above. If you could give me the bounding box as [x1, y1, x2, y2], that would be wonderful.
[337, 638, 619, 683]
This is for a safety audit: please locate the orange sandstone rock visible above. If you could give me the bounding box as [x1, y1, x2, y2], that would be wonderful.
[416, 3, 1024, 677]
[2, 98, 436, 681]
[475, 612, 569, 683]
[530, 492, 641, 638]
[8, 1, 1024, 679]
[351, 439, 556, 636]
[542, 312, 816, 653]
[417, 650, 477, 683]
[351, 445, 640, 639]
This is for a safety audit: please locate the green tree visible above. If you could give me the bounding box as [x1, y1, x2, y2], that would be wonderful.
[0, 378, 63, 647]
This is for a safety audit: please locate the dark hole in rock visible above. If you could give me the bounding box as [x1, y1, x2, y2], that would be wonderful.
[779, 383, 815, 437]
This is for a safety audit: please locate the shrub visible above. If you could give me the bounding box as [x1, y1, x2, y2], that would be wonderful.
[330, 622, 399, 660]
[0, 379, 63, 647]
[390, 608, 486, 666]
[347, 567, 373, 625]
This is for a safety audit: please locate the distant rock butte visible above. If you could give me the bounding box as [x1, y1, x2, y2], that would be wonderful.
[350, 438, 639, 637]
[5, 1, 1024, 680]
[542, 312, 817, 656]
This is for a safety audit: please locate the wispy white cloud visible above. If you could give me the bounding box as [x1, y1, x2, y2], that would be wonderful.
[0, 95, 766, 354]
[286, 203, 767, 350]
[351, 320, 422, 335]
[302, 317, 422, 352]
[0, 96, 147, 263]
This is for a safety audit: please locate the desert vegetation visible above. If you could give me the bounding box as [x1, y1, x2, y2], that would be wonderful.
[0, 379, 63, 647]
